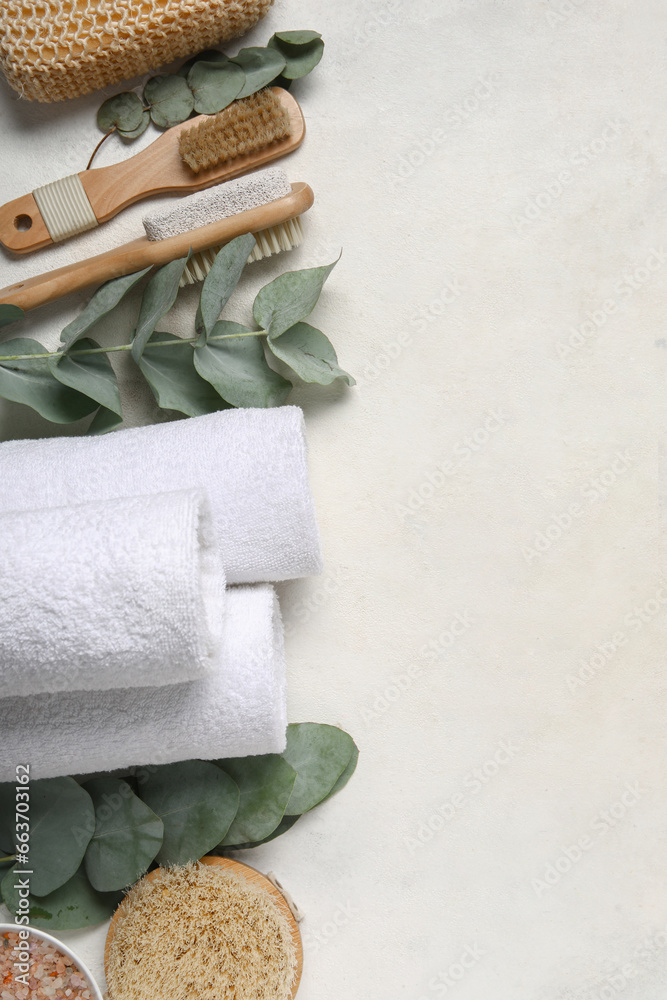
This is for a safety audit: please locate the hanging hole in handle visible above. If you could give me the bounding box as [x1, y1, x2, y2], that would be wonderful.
[14, 215, 32, 232]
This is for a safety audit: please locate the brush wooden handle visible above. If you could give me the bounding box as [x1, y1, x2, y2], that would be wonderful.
[0, 89, 305, 254]
[0, 183, 313, 313]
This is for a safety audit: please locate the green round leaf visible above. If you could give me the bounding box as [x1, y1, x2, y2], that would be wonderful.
[268, 322, 355, 386]
[0, 777, 95, 897]
[194, 322, 292, 408]
[140, 761, 240, 866]
[0, 783, 15, 849]
[0, 304, 24, 328]
[224, 812, 301, 851]
[0, 338, 98, 423]
[83, 777, 163, 892]
[272, 30, 322, 45]
[144, 75, 195, 128]
[322, 744, 359, 802]
[138, 331, 230, 416]
[217, 755, 297, 846]
[253, 258, 338, 339]
[177, 49, 229, 77]
[119, 109, 151, 139]
[267, 33, 324, 79]
[230, 47, 286, 98]
[282, 723, 356, 815]
[2, 863, 123, 930]
[97, 92, 145, 133]
[187, 59, 245, 115]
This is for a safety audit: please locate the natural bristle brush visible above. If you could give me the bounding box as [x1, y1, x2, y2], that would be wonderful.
[0, 170, 313, 313]
[0, 88, 303, 255]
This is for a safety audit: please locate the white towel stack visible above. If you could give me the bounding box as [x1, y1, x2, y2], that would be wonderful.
[0, 407, 321, 781]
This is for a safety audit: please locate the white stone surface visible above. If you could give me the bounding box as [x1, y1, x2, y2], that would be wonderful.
[1, 2, 666, 999]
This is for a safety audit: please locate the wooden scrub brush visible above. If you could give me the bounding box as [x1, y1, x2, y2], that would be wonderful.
[0, 88, 303, 254]
[0, 169, 313, 313]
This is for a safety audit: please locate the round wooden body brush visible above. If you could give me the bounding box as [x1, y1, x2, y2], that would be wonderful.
[104, 856, 303, 1000]
[0, 88, 303, 254]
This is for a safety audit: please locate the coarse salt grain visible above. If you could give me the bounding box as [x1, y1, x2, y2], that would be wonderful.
[0, 933, 95, 1000]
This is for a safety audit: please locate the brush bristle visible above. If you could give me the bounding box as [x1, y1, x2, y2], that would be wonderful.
[179, 90, 292, 174]
[180, 216, 304, 286]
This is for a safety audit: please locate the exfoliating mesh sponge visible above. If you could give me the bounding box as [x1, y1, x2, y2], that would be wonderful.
[0, 0, 273, 103]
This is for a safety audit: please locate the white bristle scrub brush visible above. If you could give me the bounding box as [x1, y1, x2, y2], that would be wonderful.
[0, 169, 313, 312]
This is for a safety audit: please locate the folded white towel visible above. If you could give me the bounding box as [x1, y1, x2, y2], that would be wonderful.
[0, 585, 287, 780]
[0, 406, 322, 584]
[0, 490, 225, 697]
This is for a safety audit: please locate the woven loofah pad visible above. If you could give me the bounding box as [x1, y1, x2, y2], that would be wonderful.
[0, 0, 273, 102]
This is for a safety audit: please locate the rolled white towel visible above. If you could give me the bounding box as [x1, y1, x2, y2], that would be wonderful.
[0, 585, 287, 780]
[0, 406, 322, 584]
[0, 490, 225, 697]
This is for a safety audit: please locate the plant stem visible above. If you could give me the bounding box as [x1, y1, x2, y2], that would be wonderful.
[0, 329, 269, 364]
[0, 855, 15, 864]
[86, 127, 116, 170]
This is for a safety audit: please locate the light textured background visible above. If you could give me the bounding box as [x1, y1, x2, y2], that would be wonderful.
[1, 1, 666, 998]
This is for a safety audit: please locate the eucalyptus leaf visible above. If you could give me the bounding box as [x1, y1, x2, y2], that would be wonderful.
[10, 777, 95, 897]
[177, 50, 229, 77]
[0, 339, 98, 423]
[49, 337, 122, 416]
[253, 259, 338, 339]
[268, 322, 355, 385]
[322, 743, 359, 802]
[87, 406, 123, 435]
[60, 268, 151, 348]
[282, 723, 356, 815]
[196, 234, 256, 340]
[138, 331, 229, 416]
[83, 777, 163, 892]
[217, 755, 297, 846]
[131, 255, 190, 362]
[144, 75, 195, 128]
[0, 784, 15, 850]
[225, 813, 301, 851]
[230, 47, 286, 98]
[0, 304, 24, 328]
[194, 323, 291, 407]
[268, 32, 324, 79]
[97, 91, 145, 133]
[119, 109, 151, 139]
[141, 761, 240, 866]
[2, 863, 123, 930]
[272, 30, 323, 45]
[187, 59, 245, 114]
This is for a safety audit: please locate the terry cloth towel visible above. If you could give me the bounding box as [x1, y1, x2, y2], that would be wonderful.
[0, 585, 287, 780]
[0, 490, 225, 697]
[0, 406, 322, 584]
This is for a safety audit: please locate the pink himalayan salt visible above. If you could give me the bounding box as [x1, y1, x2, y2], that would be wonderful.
[0, 931, 95, 1000]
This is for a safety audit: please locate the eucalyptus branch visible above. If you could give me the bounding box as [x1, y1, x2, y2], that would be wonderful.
[0, 328, 269, 364]
[0, 235, 352, 427]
